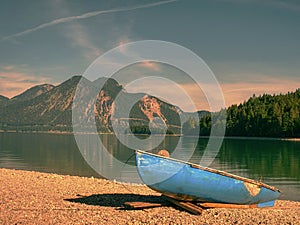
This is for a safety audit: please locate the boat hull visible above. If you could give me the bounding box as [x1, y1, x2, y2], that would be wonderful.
[136, 150, 280, 206]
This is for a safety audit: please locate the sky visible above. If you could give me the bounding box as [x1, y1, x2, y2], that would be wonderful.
[0, 0, 299, 111]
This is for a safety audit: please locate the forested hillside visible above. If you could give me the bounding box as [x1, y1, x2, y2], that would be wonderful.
[198, 89, 300, 137]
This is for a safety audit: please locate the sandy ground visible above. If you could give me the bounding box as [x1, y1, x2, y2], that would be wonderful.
[0, 168, 299, 225]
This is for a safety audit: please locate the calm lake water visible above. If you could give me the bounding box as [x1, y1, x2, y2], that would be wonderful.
[0, 132, 299, 201]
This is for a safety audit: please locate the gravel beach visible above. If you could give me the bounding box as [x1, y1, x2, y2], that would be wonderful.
[0, 168, 299, 225]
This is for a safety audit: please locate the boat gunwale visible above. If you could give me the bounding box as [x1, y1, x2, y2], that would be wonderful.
[135, 150, 280, 192]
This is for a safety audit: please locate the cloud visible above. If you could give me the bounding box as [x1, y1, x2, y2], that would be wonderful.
[3, 65, 15, 71]
[64, 23, 102, 60]
[221, 74, 300, 107]
[139, 61, 161, 72]
[0, 0, 178, 42]
[0, 70, 52, 98]
[118, 37, 132, 54]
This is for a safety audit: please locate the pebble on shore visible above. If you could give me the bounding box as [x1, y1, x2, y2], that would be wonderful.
[0, 168, 299, 225]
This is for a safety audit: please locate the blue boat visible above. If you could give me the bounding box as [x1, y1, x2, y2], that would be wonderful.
[135, 150, 280, 207]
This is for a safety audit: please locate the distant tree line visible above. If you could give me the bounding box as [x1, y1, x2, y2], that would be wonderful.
[191, 89, 300, 138]
[0, 122, 73, 133]
[225, 89, 300, 137]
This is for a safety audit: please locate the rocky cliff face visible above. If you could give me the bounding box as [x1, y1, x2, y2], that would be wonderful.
[140, 95, 167, 122]
[0, 76, 184, 134]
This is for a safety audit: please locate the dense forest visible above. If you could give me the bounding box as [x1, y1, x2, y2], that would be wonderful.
[196, 89, 300, 138]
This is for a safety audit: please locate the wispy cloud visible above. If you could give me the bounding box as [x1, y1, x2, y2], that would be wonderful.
[0, 0, 178, 42]
[64, 23, 102, 60]
[221, 74, 300, 107]
[140, 61, 161, 72]
[0, 69, 52, 98]
[3, 65, 15, 71]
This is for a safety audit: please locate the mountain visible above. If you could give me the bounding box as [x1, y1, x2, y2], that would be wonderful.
[11, 84, 54, 102]
[74, 76, 182, 134]
[0, 76, 183, 134]
[0, 76, 82, 131]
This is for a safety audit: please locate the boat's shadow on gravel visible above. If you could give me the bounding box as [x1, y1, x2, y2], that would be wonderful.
[65, 194, 167, 208]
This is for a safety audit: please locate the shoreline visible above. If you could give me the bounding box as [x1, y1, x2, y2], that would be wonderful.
[1, 168, 299, 224]
[1, 130, 300, 141]
[281, 138, 300, 142]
